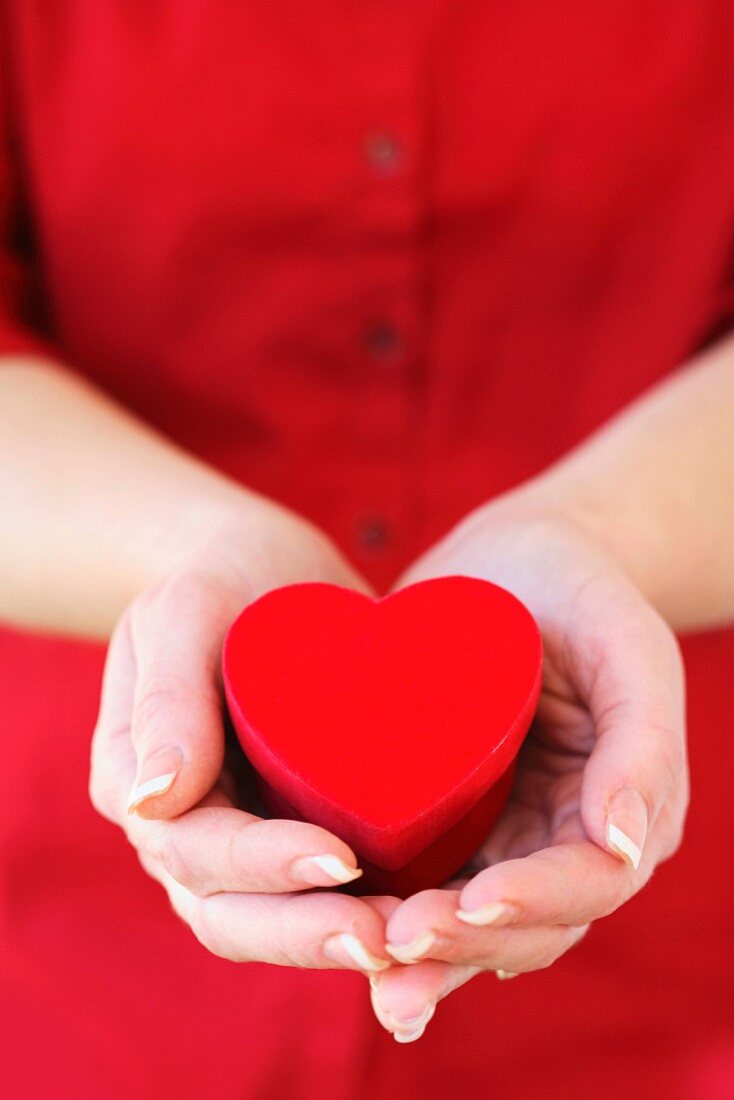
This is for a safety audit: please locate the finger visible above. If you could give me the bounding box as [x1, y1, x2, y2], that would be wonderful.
[127, 573, 241, 819]
[384, 888, 588, 969]
[368, 961, 477, 1042]
[456, 839, 648, 928]
[130, 805, 364, 894]
[360, 895, 402, 922]
[474, 798, 552, 866]
[579, 593, 688, 871]
[89, 610, 138, 824]
[148, 865, 392, 972]
[371, 935, 585, 1043]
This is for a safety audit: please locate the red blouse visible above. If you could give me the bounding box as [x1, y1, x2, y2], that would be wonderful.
[1, 3, 733, 1097]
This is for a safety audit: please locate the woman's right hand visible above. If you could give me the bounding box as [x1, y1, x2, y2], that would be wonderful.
[88, 500, 393, 975]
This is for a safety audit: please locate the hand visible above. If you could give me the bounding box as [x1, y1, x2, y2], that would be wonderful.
[89, 501, 392, 974]
[368, 499, 687, 1041]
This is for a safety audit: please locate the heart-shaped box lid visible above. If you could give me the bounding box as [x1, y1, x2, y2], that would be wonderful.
[223, 576, 542, 869]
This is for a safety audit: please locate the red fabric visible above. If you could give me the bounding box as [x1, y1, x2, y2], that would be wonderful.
[1, 3, 734, 1097]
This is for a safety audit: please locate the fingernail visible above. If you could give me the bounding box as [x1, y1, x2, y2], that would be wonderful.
[496, 970, 519, 981]
[395, 1003, 436, 1028]
[370, 981, 436, 1043]
[392, 1010, 435, 1044]
[392, 1003, 436, 1043]
[393, 1027, 427, 1044]
[606, 787, 648, 870]
[607, 824, 642, 870]
[322, 933, 391, 973]
[455, 901, 519, 927]
[385, 931, 436, 964]
[127, 747, 183, 814]
[291, 855, 363, 887]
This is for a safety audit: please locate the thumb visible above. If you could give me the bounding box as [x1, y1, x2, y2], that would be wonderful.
[580, 601, 687, 873]
[127, 573, 239, 819]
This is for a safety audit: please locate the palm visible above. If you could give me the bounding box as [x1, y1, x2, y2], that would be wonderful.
[456, 635, 596, 881]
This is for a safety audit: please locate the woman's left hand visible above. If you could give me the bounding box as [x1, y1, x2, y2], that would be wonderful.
[367, 497, 688, 1042]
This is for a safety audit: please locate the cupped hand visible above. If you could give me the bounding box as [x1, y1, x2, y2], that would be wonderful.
[368, 501, 688, 1041]
[89, 502, 392, 974]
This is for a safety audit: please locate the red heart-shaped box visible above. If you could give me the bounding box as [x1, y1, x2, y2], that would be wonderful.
[222, 576, 542, 897]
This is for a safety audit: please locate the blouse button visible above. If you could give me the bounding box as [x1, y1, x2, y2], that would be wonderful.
[364, 131, 403, 175]
[364, 322, 402, 362]
[356, 515, 391, 552]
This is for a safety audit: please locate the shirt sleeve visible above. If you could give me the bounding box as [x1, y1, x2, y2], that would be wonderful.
[0, 39, 57, 363]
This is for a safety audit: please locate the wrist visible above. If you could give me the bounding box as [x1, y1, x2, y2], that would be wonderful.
[153, 481, 367, 606]
[467, 472, 665, 615]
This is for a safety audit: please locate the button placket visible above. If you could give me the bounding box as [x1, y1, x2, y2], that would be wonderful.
[352, 38, 421, 569]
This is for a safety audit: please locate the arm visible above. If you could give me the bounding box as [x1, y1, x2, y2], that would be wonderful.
[0, 355, 326, 637]
[369, 333, 734, 1040]
[504, 330, 734, 630]
[1, 353, 392, 976]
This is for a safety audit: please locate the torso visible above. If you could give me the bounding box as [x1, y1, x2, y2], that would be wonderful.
[1, 3, 733, 1095]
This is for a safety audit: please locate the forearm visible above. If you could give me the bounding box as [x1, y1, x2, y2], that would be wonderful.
[511, 333, 734, 630]
[0, 356, 272, 636]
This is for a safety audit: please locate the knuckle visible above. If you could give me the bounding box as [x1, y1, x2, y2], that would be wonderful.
[128, 585, 164, 635]
[146, 827, 202, 893]
[330, 895, 372, 937]
[653, 731, 688, 809]
[186, 896, 233, 958]
[141, 823, 171, 867]
[135, 847, 169, 890]
[129, 575, 191, 642]
[133, 570, 225, 628]
[225, 819, 249, 881]
[188, 898, 218, 953]
[626, 721, 687, 810]
[133, 683, 182, 733]
[524, 928, 585, 973]
[189, 898, 253, 963]
[661, 720, 688, 772]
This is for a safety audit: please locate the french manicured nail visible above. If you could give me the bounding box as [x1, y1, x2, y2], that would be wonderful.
[393, 1028, 426, 1044]
[322, 933, 391, 973]
[385, 931, 436, 964]
[496, 970, 518, 981]
[607, 824, 642, 870]
[370, 982, 436, 1042]
[291, 855, 363, 886]
[455, 901, 519, 927]
[606, 787, 648, 870]
[127, 747, 183, 814]
[392, 1005, 436, 1044]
